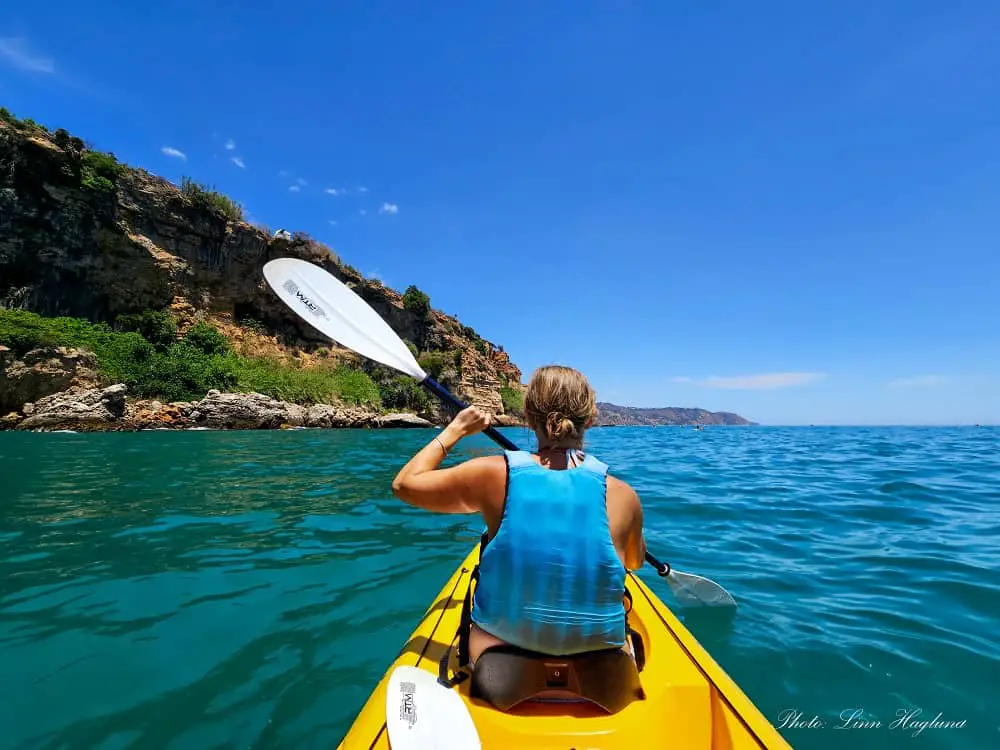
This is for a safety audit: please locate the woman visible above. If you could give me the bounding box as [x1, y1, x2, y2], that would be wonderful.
[392, 365, 647, 665]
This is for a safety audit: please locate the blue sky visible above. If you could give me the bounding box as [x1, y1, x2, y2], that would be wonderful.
[2, 1, 997, 425]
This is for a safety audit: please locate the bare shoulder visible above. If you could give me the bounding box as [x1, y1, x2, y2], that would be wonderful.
[453, 454, 507, 489]
[605, 473, 645, 570]
[606, 474, 641, 508]
[460, 454, 507, 530]
[460, 454, 507, 475]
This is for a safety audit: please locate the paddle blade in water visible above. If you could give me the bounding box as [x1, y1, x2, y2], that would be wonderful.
[386, 666, 481, 750]
[262, 257, 425, 379]
[666, 570, 738, 608]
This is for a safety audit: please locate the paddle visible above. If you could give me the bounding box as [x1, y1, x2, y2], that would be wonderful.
[386, 665, 481, 749]
[262, 256, 736, 608]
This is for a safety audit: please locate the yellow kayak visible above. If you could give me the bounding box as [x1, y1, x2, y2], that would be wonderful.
[337, 543, 792, 750]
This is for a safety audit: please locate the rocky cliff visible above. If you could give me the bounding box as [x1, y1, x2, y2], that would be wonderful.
[0, 110, 523, 420]
[0, 344, 436, 431]
[594, 402, 754, 426]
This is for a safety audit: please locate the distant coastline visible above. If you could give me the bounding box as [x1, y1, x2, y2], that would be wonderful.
[593, 401, 755, 427]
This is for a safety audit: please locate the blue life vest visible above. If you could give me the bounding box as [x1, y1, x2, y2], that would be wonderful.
[471, 449, 627, 655]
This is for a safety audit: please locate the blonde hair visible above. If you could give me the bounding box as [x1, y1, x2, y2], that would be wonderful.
[524, 365, 597, 445]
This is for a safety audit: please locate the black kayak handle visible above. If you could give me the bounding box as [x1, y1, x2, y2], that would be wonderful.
[645, 552, 671, 577]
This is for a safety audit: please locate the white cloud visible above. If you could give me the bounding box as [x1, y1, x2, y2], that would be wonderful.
[0, 37, 55, 74]
[359, 209, 367, 215]
[278, 169, 290, 178]
[328, 220, 338, 226]
[224, 138, 236, 151]
[888, 375, 947, 387]
[289, 185, 301, 193]
[296, 177, 308, 186]
[695, 372, 825, 390]
[379, 202, 399, 215]
[326, 186, 371, 196]
[231, 156, 245, 169]
[161, 146, 187, 160]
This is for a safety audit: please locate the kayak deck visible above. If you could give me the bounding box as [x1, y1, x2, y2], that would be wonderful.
[337, 545, 792, 749]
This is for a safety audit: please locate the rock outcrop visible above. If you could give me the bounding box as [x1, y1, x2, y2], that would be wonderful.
[3, 386, 438, 431]
[18, 383, 127, 430]
[0, 346, 100, 414]
[376, 412, 435, 429]
[304, 404, 377, 429]
[189, 390, 307, 430]
[493, 414, 525, 427]
[123, 400, 194, 430]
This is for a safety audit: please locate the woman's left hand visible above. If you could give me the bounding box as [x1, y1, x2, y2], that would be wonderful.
[445, 405, 492, 439]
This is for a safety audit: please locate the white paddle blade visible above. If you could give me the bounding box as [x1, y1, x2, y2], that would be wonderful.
[666, 570, 738, 608]
[262, 257, 425, 379]
[386, 666, 481, 750]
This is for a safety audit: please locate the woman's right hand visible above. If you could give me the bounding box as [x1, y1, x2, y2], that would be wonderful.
[445, 405, 492, 439]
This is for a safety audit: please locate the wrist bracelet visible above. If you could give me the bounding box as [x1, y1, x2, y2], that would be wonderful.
[434, 436, 448, 457]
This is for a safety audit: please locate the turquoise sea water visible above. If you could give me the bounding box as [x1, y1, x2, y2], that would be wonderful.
[1, 426, 998, 749]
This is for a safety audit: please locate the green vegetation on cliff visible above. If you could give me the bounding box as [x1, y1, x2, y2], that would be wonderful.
[0, 309, 386, 408]
[80, 151, 125, 194]
[402, 285, 431, 317]
[370, 373, 430, 413]
[500, 385, 525, 417]
[180, 177, 244, 222]
[228, 355, 381, 407]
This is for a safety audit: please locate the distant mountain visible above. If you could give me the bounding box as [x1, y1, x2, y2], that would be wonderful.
[594, 402, 755, 427]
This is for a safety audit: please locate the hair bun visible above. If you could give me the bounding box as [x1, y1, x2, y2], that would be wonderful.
[546, 411, 577, 442]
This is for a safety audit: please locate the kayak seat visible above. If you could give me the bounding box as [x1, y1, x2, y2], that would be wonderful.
[439, 532, 647, 715]
[469, 643, 645, 713]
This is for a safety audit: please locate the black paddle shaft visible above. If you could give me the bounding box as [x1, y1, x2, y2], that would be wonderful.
[420, 375, 663, 573]
[420, 376, 518, 450]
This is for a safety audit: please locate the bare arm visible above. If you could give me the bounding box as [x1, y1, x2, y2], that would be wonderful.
[392, 406, 499, 514]
[625, 489, 647, 571]
[608, 476, 647, 571]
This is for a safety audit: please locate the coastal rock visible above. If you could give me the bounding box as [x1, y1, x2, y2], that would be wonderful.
[17, 383, 127, 431]
[0, 346, 100, 414]
[494, 413, 526, 428]
[305, 403, 376, 428]
[1, 411, 22, 429]
[284, 403, 308, 427]
[376, 412, 434, 428]
[124, 399, 195, 429]
[191, 391, 307, 429]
